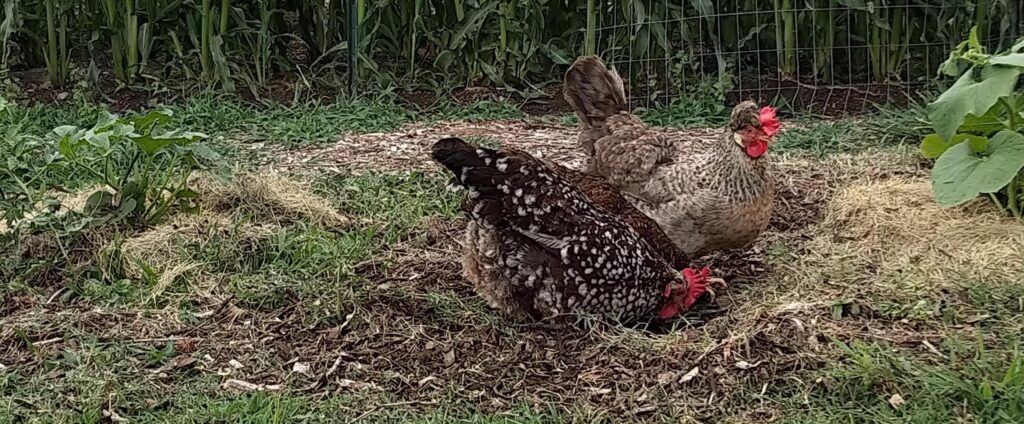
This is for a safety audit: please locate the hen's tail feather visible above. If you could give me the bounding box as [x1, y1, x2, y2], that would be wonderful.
[432, 137, 500, 188]
[563, 56, 628, 129]
[431, 137, 508, 226]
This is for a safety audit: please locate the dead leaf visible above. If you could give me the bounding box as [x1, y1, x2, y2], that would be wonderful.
[443, 350, 456, 366]
[228, 359, 244, 369]
[657, 371, 677, 385]
[680, 366, 700, 383]
[888, 393, 905, 409]
[102, 409, 127, 423]
[172, 356, 197, 369]
[735, 360, 761, 370]
[325, 354, 344, 377]
[292, 362, 311, 376]
[174, 338, 198, 353]
[337, 378, 379, 390]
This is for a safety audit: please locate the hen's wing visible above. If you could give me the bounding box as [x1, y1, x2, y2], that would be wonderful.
[529, 156, 689, 270]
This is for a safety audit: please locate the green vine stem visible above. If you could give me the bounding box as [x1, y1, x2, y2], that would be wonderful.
[1008, 174, 1021, 219]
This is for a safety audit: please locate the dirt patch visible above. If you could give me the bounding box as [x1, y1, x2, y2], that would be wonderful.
[274, 120, 727, 175]
[726, 78, 923, 117]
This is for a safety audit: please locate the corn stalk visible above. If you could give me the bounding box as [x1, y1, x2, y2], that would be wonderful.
[773, 0, 796, 78]
[813, 0, 834, 80]
[200, 0, 211, 77]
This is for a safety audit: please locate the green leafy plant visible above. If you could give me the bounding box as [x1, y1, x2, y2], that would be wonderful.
[2, 109, 225, 241]
[921, 28, 1024, 219]
[53, 109, 225, 229]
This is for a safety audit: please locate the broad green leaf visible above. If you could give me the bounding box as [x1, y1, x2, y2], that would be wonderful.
[539, 44, 570, 65]
[989, 54, 1024, 67]
[967, 136, 989, 153]
[187, 143, 222, 162]
[959, 106, 1006, 134]
[112, 198, 138, 221]
[84, 130, 111, 150]
[83, 190, 115, 215]
[130, 110, 172, 131]
[927, 65, 1020, 141]
[58, 136, 86, 158]
[692, 0, 716, 17]
[64, 216, 92, 233]
[95, 111, 119, 129]
[209, 35, 235, 93]
[132, 135, 195, 155]
[920, 133, 988, 159]
[633, 1, 647, 25]
[52, 125, 78, 137]
[932, 130, 1024, 207]
[1012, 38, 1024, 53]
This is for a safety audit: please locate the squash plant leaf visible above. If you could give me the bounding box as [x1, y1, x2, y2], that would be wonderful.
[920, 133, 988, 159]
[932, 130, 1024, 207]
[926, 65, 1021, 141]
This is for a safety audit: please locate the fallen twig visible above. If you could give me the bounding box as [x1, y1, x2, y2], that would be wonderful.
[350, 400, 438, 423]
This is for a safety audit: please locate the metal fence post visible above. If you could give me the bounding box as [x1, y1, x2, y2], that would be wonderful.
[585, 0, 595, 56]
[1012, 0, 1022, 42]
[347, 0, 358, 98]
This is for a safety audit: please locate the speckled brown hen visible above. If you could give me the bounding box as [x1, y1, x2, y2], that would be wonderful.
[528, 156, 690, 270]
[432, 137, 708, 324]
[564, 56, 780, 258]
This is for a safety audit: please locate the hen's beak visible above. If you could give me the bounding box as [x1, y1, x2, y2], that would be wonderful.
[733, 132, 745, 147]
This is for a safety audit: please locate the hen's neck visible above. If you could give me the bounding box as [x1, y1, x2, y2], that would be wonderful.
[701, 131, 771, 200]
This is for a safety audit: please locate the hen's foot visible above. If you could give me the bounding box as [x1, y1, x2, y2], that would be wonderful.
[703, 277, 727, 301]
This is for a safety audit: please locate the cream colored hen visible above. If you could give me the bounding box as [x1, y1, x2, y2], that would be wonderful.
[563, 56, 779, 258]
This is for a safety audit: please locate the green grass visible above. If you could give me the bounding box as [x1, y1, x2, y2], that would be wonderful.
[636, 96, 731, 128]
[772, 339, 1024, 423]
[1, 96, 528, 150]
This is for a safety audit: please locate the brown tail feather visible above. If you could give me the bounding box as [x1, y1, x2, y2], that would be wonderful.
[563, 56, 627, 129]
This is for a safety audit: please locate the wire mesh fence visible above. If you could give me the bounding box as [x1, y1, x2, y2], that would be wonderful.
[591, 0, 1022, 115]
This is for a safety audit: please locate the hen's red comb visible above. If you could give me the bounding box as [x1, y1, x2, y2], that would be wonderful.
[681, 267, 710, 309]
[759, 106, 780, 138]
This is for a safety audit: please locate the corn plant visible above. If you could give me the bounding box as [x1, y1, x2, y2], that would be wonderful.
[0, 0, 1018, 100]
[773, 0, 796, 78]
[232, 0, 280, 96]
[43, 0, 69, 86]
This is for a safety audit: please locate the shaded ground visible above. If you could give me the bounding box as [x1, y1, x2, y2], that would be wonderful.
[8, 64, 916, 118]
[2, 114, 1022, 423]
